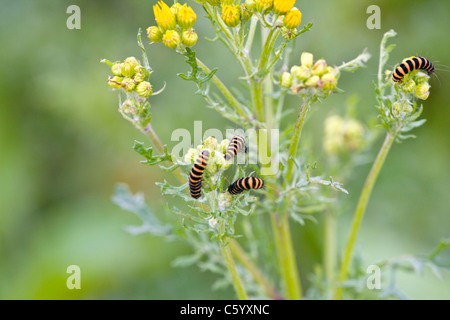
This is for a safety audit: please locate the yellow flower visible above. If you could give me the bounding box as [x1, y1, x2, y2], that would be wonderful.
[283, 7, 301, 29]
[153, 1, 177, 31]
[177, 4, 197, 29]
[163, 30, 181, 49]
[221, 4, 241, 28]
[170, 2, 182, 15]
[273, 0, 296, 15]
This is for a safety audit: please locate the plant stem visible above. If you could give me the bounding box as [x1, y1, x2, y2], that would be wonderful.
[334, 132, 396, 299]
[221, 240, 248, 300]
[323, 208, 336, 290]
[229, 239, 281, 299]
[286, 100, 311, 182]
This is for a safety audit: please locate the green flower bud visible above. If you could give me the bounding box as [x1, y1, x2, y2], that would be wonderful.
[133, 67, 149, 83]
[240, 4, 253, 22]
[305, 75, 321, 87]
[111, 63, 122, 76]
[121, 77, 135, 92]
[301, 52, 314, 68]
[343, 119, 364, 152]
[311, 59, 327, 76]
[254, 0, 273, 13]
[107, 76, 122, 89]
[203, 136, 218, 150]
[281, 26, 297, 40]
[291, 65, 310, 81]
[181, 29, 198, 47]
[401, 79, 416, 93]
[392, 101, 413, 118]
[321, 73, 337, 90]
[147, 26, 163, 43]
[184, 148, 199, 164]
[122, 57, 140, 77]
[218, 139, 230, 156]
[281, 71, 293, 88]
[414, 83, 431, 100]
[136, 81, 153, 97]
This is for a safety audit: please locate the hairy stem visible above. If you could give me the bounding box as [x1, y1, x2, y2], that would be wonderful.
[221, 240, 249, 300]
[334, 132, 395, 299]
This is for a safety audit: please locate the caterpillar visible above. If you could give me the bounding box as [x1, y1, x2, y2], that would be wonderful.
[224, 135, 247, 161]
[188, 150, 210, 199]
[227, 177, 264, 195]
[392, 56, 435, 83]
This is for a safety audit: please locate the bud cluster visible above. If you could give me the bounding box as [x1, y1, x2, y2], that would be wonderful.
[280, 52, 340, 97]
[147, 1, 198, 50]
[392, 60, 432, 101]
[107, 56, 153, 98]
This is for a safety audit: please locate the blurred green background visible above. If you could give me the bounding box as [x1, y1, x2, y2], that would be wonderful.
[0, 0, 449, 299]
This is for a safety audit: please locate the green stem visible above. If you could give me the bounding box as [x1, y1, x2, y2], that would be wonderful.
[221, 240, 248, 300]
[229, 239, 281, 300]
[323, 208, 336, 291]
[334, 132, 396, 299]
[286, 100, 311, 182]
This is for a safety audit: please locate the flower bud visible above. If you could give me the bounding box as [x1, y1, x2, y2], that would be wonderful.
[283, 7, 301, 29]
[136, 81, 153, 97]
[321, 73, 337, 90]
[218, 139, 230, 155]
[177, 4, 197, 29]
[305, 75, 320, 87]
[203, 136, 218, 150]
[147, 26, 163, 43]
[300, 52, 314, 68]
[184, 148, 199, 164]
[401, 79, 416, 93]
[170, 2, 182, 15]
[240, 4, 253, 22]
[133, 66, 149, 83]
[122, 57, 140, 77]
[181, 29, 198, 47]
[392, 101, 413, 118]
[311, 59, 327, 76]
[414, 83, 431, 100]
[273, 0, 295, 15]
[281, 71, 293, 88]
[343, 119, 364, 152]
[111, 63, 122, 76]
[163, 30, 181, 49]
[107, 76, 122, 89]
[254, 0, 273, 13]
[291, 65, 310, 81]
[121, 77, 136, 91]
[281, 26, 297, 40]
[221, 4, 241, 28]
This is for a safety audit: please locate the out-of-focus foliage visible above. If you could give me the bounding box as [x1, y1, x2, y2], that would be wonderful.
[1, 0, 449, 299]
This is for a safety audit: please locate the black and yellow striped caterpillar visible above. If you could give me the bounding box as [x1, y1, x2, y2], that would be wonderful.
[224, 135, 247, 161]
[227, 177, 264, 195]
[188, 150, 210, 199]
[392, 56, 435, 83]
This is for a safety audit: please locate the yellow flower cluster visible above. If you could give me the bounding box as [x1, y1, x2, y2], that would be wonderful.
[147, 1, 198, 50]
[107, 56, 153, 98]
[280, 52, 340, 95]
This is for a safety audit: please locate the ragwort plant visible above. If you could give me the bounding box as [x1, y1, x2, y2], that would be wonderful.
[101, 1, 449, 300]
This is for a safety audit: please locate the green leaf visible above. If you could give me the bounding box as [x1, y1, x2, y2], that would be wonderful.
[111, 183, 171, 236]
[133, 140, 172, 165]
